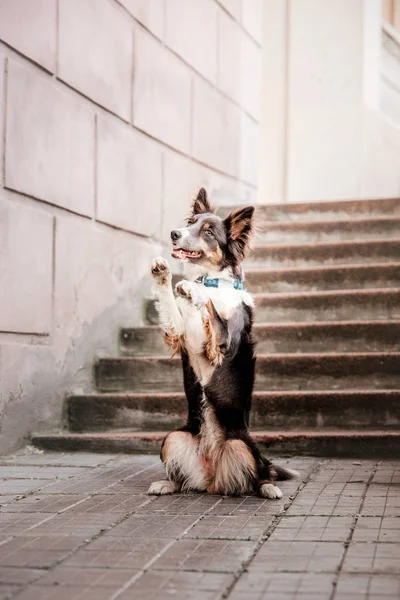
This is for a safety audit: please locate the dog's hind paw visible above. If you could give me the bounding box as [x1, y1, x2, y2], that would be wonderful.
[148, 480, 178, 495]
[259, 483, 283, 499]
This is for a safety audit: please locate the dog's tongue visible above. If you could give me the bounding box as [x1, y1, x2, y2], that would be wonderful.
[172, 248, 201, 259]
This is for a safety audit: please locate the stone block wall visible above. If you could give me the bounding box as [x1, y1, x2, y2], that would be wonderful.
[0, 0, 263, 454]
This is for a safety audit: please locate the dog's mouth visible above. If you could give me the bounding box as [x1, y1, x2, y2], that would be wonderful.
[171, 248, 203, 260]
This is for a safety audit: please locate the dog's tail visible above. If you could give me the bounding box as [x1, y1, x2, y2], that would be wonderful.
[273, 464, 300, 481]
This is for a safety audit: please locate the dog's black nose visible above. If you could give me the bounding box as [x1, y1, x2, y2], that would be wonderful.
[170, 230, 182, 242]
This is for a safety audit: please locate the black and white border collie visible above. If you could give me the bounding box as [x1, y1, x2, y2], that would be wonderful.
[148, 188, 298, 499]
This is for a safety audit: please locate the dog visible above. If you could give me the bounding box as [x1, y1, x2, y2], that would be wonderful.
[148, 188, 298, 498]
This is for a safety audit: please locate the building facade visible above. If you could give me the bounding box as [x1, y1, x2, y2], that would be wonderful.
[0, 0, 400, 455]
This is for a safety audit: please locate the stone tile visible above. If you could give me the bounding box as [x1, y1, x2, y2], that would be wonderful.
[98, 513, 199, 540]
[119, 0, 164, 38]
[24, 511, 120, 538]
[63, 538, 171, 569]
[240, 111, 259, 184]
[58, 0, 132, 119]
[342, 542, 400, 574]
[184, 514, 274, 540]
[0, 535, 84, 568]
[0, 466, 85, 480]
[0, 0, 57, 71]
[192, 77, 241, 177]
[0, 480, 48, 496]
[0, 198, 53, 334]
[0, 583, 23, 599]
[53, 215, 161, 364]
[0, 513, 48, 536]
[269, 515, 352, 542]
[218, 10, 261, 119]
[241, 0, 264, 44]
[218, 0, 242, 21]
[165, 0, 218, 83]
[0, 494, 91, 514]
[249, 541, 345, 573]
[0, 54, 4, 187]
[149, 538, 256, 572]
[233, 571, 334, 597]
[97, 112, 162, 236]
[121, 570, 234, 599]
[352, 516, 400, 543]
[13, 586, 119, 600]
[5, 61, 94, 215]
[36, 566, 137, 587]
[133, 27, 191, 153]
[0, 567, 45, 585]
[335, 573, 400, 598]
[136, 492, 221, 515]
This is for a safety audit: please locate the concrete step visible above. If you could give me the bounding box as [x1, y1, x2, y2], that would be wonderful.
[219, 197, 400, 222]
[245, 263, 400, 293]
[255, 288, 400, 323]
[121, 321, 400, 356]
[32, 429, 400, 458]
[95, 353, 400, 393]
[246, 239, 400, 269]
[66, 390, 400, 432]
[146, 289, 400, 325]
[257, 216, 400, 244]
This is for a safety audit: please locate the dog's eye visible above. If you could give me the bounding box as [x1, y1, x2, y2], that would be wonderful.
[204, 229, 214, 237]
[187, 219, 196, 226]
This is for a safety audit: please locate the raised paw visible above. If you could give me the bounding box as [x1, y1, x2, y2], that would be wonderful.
[259, 483, 283, 499]
[148, 479, 178, 495]
[175, 280, 205, 307]
[151, 256, 171, 285]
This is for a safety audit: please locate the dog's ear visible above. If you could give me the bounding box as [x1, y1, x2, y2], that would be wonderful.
[224, 206, 255, 258]
[191, 188, 214, 216]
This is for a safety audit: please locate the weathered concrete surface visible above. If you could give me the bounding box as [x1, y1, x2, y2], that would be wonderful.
[0, 452, 399, 599]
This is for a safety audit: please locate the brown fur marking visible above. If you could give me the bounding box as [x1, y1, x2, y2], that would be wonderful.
[164, 331, 184, 358]
[202, 301, 224, 366]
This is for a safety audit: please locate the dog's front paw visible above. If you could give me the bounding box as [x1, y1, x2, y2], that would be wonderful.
[259, 483, 283, 499]
[148, 480, 177, 495]
[151, 257, 171, 285]
[175, 280, 205, 308]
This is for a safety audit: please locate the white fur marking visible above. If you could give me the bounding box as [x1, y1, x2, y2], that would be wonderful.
[259, 483, 283, 499]
[148, 480, 178, 495]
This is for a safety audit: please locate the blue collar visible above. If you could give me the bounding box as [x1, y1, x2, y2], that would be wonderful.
[195, 275, 244, 290]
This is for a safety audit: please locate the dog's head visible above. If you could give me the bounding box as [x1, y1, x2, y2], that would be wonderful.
[170, 188, 255, 277]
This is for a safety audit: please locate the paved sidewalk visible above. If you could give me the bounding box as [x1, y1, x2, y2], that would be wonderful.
[0, 451, 399, 599]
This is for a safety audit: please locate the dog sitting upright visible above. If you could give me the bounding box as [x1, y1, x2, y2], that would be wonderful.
[148, 188, 298, 499]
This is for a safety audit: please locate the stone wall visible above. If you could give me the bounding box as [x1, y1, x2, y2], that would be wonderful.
[0, 0, 263, 454]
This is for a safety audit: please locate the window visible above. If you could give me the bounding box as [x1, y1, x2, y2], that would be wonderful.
[383, 0, 400, 33]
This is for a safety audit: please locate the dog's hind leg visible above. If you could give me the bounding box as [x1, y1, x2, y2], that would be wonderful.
[148, 430, 209, 495]
[151, 257, 184, 354]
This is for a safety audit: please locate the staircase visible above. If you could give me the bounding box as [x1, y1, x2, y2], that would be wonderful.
[33, 197, 400, 457]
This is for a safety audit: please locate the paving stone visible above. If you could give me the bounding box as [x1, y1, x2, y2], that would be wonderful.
[0, 535, 84, 568]
[149, 538, 256, 573]
[269, 515, 353, 542]
[122, 570, 234, 596]
[0, 454, 398, 599]
[248, 541, 345, 573]
[0, 567, 45, 585]
[184, 514, 274, 540]
[232, 571, 334, 597]
[342, 542, 400, 574]
[335, 573, 400, 598]
[63, 538, 172, 570]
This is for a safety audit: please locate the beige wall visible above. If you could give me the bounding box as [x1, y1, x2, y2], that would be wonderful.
[260, 0, 400, 203]
[0, 0, 263, 454]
